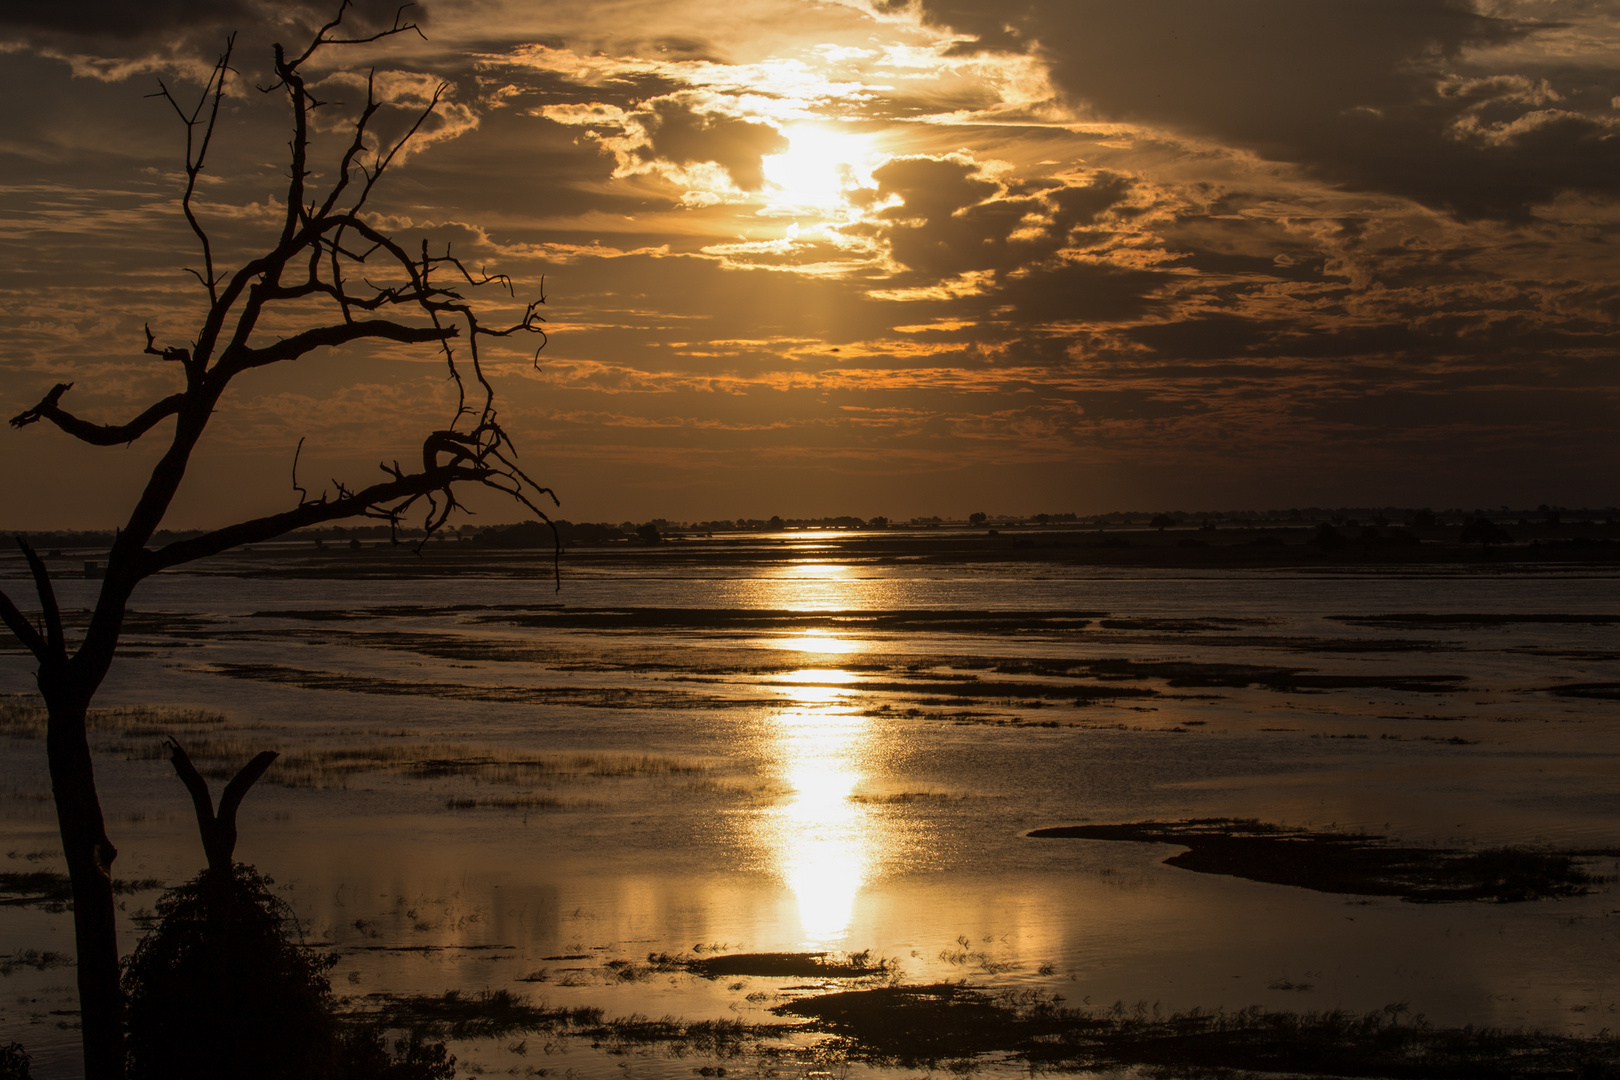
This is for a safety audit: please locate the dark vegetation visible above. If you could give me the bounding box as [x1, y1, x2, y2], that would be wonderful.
[0, 872, 163, 912]
[1331, 613, 1620, 627]
[0, 1043, 31, 1080]
[675, 950, 894, 980]
[775, 984, 1620, 1078]
[115, 743, 457, 1079]
[320, 980, 1620, 1079]
[123, 867, 453, 1080]
[1029, 819, 1615, 902]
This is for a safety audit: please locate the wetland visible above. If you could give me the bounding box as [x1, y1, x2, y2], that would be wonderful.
[2, 527, 1620, 1078]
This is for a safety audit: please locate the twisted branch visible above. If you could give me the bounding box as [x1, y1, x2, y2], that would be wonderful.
[9, 383, 185, 446]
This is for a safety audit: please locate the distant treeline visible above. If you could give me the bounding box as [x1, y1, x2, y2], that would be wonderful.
[10, 504, 1618, 552]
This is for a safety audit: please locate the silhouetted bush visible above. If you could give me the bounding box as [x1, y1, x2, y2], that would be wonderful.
[123, 866, 453, 1080]
[0, 1042, 31, 1080]
[1461, 517, 1514, 549]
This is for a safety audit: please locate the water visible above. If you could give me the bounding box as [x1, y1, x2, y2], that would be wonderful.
[3, 539, 1619, 1077]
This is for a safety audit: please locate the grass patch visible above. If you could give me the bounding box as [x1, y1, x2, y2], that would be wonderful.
[444, 795, 564, 811]
[0, 702, 227, 740]
[848, 790, 966, 806]
[351, 989, 751, 1056]
[352, 989, 602, 1040]
[342, 981, 1620, 1078]
[1332, 613, 1620, 627]
[0, 871, 165, 910]
[777, 985, 1620, 1077]
[201, 662, 775, 711]
[1029, 818, 1615, 902]
[1540, 682, 1620, 700]
[676, 950, 896, 980]
[0, 949, 73, 975]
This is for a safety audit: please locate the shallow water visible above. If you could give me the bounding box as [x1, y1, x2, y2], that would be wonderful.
[3, 540, 1620, 1077]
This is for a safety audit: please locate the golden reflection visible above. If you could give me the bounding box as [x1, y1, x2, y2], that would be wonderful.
[774, 559, 853, 580]
[761, 667, 876, 944]
[753, 561, 860, 613]
[777, 629, 862, 654]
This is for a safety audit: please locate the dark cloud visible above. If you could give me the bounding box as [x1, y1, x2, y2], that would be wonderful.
[634, 98, 788, 190]
[1308, 388, 1620, 431]
[0, 0, 418, 56]
[868, 155, 1021, 276]
[1124, 314, 1283, 360]
[0, 0, 263, 37]
[903, 0, 1620, 218]
[865, 156, 1139, 278]
[994, 260, 1165, 324]
[860, 156, 1158, 325]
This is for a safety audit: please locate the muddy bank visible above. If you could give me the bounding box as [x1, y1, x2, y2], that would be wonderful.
[1028, 818, 1615, 902]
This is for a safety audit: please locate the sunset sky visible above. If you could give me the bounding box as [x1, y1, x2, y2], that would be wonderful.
[2, 0, 1618, 529]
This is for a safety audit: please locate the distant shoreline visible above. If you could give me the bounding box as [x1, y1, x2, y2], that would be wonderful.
[36, 522, 1620, 573]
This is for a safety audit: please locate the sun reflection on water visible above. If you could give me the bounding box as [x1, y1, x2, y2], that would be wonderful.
[747, 561, 860, 612]
[764, 683, 874, 944]
[776, 629, 862, 653]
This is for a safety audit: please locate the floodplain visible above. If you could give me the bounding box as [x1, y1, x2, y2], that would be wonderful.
[2, 526, 1619, 1078]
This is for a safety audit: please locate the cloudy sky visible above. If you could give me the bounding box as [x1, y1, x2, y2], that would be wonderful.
[2, 0, 1618, 528]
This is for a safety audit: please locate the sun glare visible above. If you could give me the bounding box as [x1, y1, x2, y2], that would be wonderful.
[763, 124, 874, 212]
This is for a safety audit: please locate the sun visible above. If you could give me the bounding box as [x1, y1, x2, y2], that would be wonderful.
[762, 123, 874, 212]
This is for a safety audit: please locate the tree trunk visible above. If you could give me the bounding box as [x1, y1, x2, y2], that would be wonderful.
[43, 682, 125, 1080]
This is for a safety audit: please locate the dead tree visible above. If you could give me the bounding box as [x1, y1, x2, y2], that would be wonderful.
[0, 8, 551, 1077]
[164, 741, 279, 878]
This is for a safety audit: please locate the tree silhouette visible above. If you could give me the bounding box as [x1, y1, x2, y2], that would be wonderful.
[0, 9, 551, 1076]
[123, 743, 455, 1080]
[1460, 517, 1513, 551]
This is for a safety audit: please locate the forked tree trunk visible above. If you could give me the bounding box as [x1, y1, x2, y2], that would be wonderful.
[0, 12, 554, 1078]
[40, 675, 125, 1079]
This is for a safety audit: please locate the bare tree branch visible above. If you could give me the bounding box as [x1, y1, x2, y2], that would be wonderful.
[16, 538, 64, 661]
[149, 40, 234, 304]
[217, 751, 279, 840]
[9, 383, 185, 446]
[222, 318, 455, 376]
[164, 740, 277, 875]
[163, 740, 217, 847]
[0, 582, 47, 659]
[144, 460, 483, 573]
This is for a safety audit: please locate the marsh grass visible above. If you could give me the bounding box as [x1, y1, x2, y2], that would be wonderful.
[848, 790, 967, 806]
[937, 937, 1016, 975]
[778, 985, 1620, 1077]
[0, 702, 229, 741]
[0, 949, 73, 976]
[85, 727, 713, 792]
[444, 795, 565, 811]
[350, 983, 1620, 1079]
[354, 989, 604, 1040]
[673, 950, 898, 981]
[0, 871, 165, 911]
[685, 777, 793, 803]
[201, 663, 776, 711]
